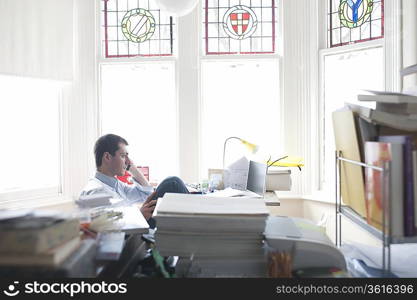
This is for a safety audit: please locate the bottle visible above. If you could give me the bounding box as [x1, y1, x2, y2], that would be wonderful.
[201, 179, 209, 194]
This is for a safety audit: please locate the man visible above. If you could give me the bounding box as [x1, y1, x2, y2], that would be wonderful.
[80, 134, 189, 224]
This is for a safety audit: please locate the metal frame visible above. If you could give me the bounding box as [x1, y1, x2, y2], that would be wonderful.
[335, 151, 392, 275]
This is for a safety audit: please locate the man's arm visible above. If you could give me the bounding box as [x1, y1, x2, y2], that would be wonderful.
[126, 158, 151, 187]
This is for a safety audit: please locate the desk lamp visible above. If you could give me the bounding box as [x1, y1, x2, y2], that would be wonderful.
[223, 136, 259, 168]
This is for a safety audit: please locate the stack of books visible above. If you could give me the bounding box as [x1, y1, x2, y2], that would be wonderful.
[0, 210, 81, 267]
[154, 193, 269, 277]
[333, 90, 417, 238]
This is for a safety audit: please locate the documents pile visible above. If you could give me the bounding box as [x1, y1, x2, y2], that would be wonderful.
[0, 210, 81, 268]
[154, 193, 269, 277]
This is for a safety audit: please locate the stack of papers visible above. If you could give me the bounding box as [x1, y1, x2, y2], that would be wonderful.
[154, 193, 269, 277]
[209, 187, 262, 198]
[76, 193, 115, 208]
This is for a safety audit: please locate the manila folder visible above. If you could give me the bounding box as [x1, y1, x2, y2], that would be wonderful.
[332, 110, 367, 218]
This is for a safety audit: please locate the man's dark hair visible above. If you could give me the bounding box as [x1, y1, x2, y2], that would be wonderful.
[94, 134, 128, 168]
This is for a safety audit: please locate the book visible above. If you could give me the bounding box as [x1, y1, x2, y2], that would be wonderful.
[376, 103, 417, 115]
[77, 193, 115, 208]
[0, 237, 81, 267]
[0, 216, 80, 254]
[265, 168, 291, 191]
[0, 239, 97, 278]
[347, 103, 417, 131]
[379, 136, 415, 236]
[358, 93, 417, 104]
[364, 142, 404, 237]
[332, 109, 367, 218]
[414, 150, 417, 230]
[356, 115, 378, 159]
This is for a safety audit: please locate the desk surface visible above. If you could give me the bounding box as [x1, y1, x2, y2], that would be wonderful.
[90, 205, 149, 235]
[264, 191, 281, 206]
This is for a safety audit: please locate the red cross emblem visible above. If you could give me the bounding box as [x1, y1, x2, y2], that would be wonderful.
[230, 12, 251, 35]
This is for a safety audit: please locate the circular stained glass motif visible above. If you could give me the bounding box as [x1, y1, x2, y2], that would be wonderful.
[339, 0, 373, 28]
[121, 8, 156, 43]
[223, 5, 258, 40]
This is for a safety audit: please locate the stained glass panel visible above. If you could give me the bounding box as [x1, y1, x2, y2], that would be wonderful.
[102, 0, 175, 57]
[328, 0, 384, 48]
[203, 0, 277, 55]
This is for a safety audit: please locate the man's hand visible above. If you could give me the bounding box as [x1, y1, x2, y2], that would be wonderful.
[140, 191, 157, 220]
[126, 157, 151, 187]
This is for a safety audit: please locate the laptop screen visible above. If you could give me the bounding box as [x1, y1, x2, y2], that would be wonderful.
[246, 160, 267, 195]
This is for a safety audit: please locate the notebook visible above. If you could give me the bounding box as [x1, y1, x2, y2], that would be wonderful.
[246, 160, 267, 196]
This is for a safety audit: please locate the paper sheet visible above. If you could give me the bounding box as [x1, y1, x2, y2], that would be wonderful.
[210, 187, 262, 198]
[223, 157, 249, 191]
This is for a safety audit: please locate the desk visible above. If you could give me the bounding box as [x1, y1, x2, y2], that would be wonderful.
[96, 233, 148, 278]
[264, 191, 281, 206]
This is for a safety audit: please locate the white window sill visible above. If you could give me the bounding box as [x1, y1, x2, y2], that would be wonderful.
[301, 190, 335, 205]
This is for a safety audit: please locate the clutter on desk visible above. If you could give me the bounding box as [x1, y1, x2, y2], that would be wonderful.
[154, 193, 269, 277]
[89, 209, 124, 232]
[210, 187, 262, 198]
[208, 168, 224, 190]
[0, 209, 81, 267]
[77, 193, 119, 208]
[265, 168, 292, 191]
[223, 156, 250, 190]
[84, 205, 148, 235]
[0, 239, 97, 278]
[214, 156, 295, 194]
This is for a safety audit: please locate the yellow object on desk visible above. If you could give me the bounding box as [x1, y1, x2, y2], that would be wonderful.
[267, 156, 304, 168]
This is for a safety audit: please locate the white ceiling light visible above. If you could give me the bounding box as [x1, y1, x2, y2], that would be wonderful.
[154, 0, 199, 17]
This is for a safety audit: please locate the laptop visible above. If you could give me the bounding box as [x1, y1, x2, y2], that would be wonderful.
[246, 160, 268, 197]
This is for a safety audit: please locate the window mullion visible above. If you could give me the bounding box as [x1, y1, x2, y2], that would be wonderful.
[177, 5, 201, 183]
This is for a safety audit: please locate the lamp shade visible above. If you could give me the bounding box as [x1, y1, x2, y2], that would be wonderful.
[223, 137, 259, 168]
[241, 139, 259, 154]
[154, 0, 199, 17]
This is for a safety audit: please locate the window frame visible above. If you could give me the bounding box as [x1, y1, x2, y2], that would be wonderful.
[97, 0, 283, 183]
[0, 81, 66, 209]
[199, 0, 283, 181]
[97, 0, 181, 180]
